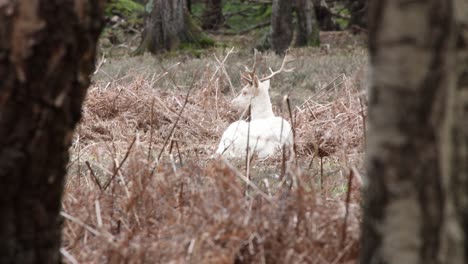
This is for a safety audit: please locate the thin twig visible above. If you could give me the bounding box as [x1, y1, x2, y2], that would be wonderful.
[147, 98, 155, 162]
[222, 159, 273, 203]
[245, 104, 252, 196]
[93, 53, 106, 75]
[103, 136, 137, 191]
[286, 96, 297, 163]
[156, 70, 198, 161]
[85, 161, 102, 191]
[175, 140, 183, 167]
[340, 168, 354, 249]
[60, 248, 79, 264]
[60, 211, 101, 237]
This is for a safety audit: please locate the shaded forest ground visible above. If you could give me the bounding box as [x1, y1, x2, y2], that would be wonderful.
[62, 19, 368, 263]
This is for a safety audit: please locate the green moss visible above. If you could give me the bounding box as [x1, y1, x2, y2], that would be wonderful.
[191, 2, 271, 35]
[183, 10, 215, 49]
[106, 0, 144, 18]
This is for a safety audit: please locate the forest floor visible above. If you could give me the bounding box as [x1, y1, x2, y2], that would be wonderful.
[61, 29, 368, 263]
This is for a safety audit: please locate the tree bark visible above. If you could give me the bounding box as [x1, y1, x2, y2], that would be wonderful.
[136, 0, 212, 54]
[452, 0, 468, 261]
[271, 0, 293, 55]
[347, 0, 367, 29]
[187, 0, 192, 14]
[313, 2, 339, 31]
[202, 0, 224, 30]
[362, 0, 468, 263]
[294, 0, 320, 47]
[0, 0, 105, 263]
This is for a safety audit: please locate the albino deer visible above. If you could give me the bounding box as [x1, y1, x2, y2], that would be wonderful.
[216, 51, 294, 159]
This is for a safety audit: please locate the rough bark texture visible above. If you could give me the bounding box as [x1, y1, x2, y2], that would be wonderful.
[0, 0, 105, 263]
[136, 0, 211, 54]
[271, 0, 293, 55]
[453, 0, 468, 261]
[294, 0, 320, 47]
[362, 0, 467, 263]
[202, 0, 224, 30]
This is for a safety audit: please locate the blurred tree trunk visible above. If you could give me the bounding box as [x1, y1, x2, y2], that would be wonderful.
[452, 0, 468, 260]
[294, 0, 320, 47]
[136, 0, 212, 54]
[312, 1, 339, 31]
[202, 0, 224, 30]
[362, 0, 468, 263]
[0, 0, 105, 263]
[271, 0, 293, 54]
[187, 0, 192, 14]
[347, 0, 367, 29]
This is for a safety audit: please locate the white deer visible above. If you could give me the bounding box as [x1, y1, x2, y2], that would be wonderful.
[216, 52, 294, 159]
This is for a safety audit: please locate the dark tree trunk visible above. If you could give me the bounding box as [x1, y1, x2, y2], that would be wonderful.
[453, 2, 468, 261]
[347, 0, 367, 29]
[202, 0, 224, 30]
[312, 2, 339, 31]
[0, 0, 105, 263]
[362, 0, 467, 263]
[187, 0, 192, 14]
[294, 0, 320, 47]
[136, 0, 212, 54]
[271, 0, 293, 55]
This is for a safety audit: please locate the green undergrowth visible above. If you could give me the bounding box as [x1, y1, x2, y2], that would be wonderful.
[192, 1, 271, 34]
[106, 0, 144, 18]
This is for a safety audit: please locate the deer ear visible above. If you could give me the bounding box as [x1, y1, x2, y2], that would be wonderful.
[253, 75, 259, 89]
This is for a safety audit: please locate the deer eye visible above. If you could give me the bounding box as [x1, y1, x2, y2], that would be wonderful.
[242, 90, 247, 95]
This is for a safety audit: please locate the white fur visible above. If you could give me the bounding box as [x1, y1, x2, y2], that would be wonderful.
[216, 79, 293, 159]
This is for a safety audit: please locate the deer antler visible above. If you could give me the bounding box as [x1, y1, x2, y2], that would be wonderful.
[241, 49, 261, 84]
[259, 50, 295, 82]
[245, 49, 259, 75]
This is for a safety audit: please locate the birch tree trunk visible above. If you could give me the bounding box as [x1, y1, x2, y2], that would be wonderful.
[362, 0, 468, 263]
[0, 0, 105, 263]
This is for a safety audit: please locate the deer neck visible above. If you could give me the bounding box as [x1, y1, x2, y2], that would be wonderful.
[250, 93, 275, 120]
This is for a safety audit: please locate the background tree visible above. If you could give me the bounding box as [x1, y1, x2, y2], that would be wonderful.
[271, 0, 293, 54]
[202, 0, 224, 30]
[452, 0, 468, 258]
[0, 0, 105, 263]
[294, 0, 320, 46]
[362, 0, 467, 263]
[136, 0, 213, 54]
[312, 0, 339, 31]
[346, 0, 367, 29]
[271, 0, 320, 54]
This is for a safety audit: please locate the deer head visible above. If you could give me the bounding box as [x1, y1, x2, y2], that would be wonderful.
[231, 50, 294, 120]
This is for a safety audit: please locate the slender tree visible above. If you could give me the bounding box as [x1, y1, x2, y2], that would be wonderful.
[271, 0, 320, 54]
[0, 0, 105, 263]
[294, 0, 320, 46]
[202, 0, 224, 30]
[362, 0, 468, 263]
[271, 0, 293, 54]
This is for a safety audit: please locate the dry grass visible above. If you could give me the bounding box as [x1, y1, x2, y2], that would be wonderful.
[62, 47, 367, 264]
